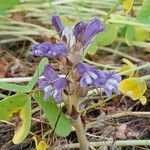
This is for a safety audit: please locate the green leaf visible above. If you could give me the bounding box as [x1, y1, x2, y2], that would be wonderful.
[33, 91, 71, 137]
[0, 94, 31, 144]
[137, 0, 150, 24]
[134, 26, 149, 41]
[125, 25, 134, 46]
[0, 57, 49, 92]
[0, 7, 6, 16]
[26, 58, 49, 91]
[0, 0, 20, 8]
[125, 25, 148, 45]
[96, 24, 118, 46]
[0, 83, 29, 93]
[86, 42, 98, 55]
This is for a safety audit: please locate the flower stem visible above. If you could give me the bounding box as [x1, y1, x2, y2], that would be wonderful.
[66, 140, 150, 149]
[83, 58, 119, 69]
[117, 63, 150, 76]
[80, 94, 117, 113]
[72, 116, 89, 150]
[103, 0, 124, 23]
[69, 81, 89, 149]
[99, 46, 141, 62]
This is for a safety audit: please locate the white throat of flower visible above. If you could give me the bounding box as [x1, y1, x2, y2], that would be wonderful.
[61, 27, 76, 48]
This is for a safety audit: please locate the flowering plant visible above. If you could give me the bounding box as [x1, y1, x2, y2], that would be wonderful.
[0, 1, 150, 149]
[31, 16, 121, 149]
[31, 16, 121, 103]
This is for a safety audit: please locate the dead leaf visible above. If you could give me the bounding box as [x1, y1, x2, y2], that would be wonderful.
[0, 58, 9, 77]
[115, 124, 127, 139]
[9, 59, 22, 75]
[127, 130, 139, 138]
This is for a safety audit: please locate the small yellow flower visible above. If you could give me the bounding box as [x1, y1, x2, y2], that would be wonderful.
[118, 77, 147, 105]
[32, 136, 48, 150]
[123, 0, 134, 14]
[120, 58, 135, 77]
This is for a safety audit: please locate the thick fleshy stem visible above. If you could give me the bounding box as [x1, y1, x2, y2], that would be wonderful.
[72, 116, 89, 150]
[69, 81, 89, 150]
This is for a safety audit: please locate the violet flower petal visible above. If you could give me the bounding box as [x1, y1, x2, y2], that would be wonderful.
[43, 65, 59, 81]
[31, 42, 52, 56]
[83, 17, 104, 45]
[73, 21, 87, 41]
[31, 42, 68, 58]
[52, 15, 64, 36]
[94, 72, 122, 97]
[38, 65, 67, 102]
[47, 42, 68, 57]
[53, 90, 62, 103]
[76, 62, 121, 96]
[77, 62, 99, 87]
[53, 77, 67, 90]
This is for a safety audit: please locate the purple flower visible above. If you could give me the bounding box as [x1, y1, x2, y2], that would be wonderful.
[52, 16, 64, 36]
[93, 72, 122, 96]
[76, 62, 121, 96]
[38, 65, 67, 102]
[73, 21, 87, 42]
[76, 62, 103, 87]
[52, 16, 104, 46]
[74, 17, 104, 45]
[31, 42, 68, 58]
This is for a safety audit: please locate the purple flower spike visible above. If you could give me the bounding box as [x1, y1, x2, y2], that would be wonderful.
[52, 16, 64, 36]
[31, 42, 68, 58]
[38, 65, 67, 102]
[83, 17, 104, 45]
[76, 62, 102, 87]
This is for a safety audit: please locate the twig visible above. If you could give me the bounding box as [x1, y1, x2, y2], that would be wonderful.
[103, 0, 123, 23]
[80, 94, 117, 113]
[104, 111, 150, 120]
[83, 58, 119, 69]
[118, 38, 150, 49]
[0, 93, 7, 98]
[88, 111, 150, 127]
[99, 46, 141, 63]
[65, 140, 150, 149]
[0, 77, 32, 83]
[117, 63, 150, 76]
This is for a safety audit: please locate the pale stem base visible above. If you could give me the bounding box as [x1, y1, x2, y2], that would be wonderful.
[72, 116, 89, 150]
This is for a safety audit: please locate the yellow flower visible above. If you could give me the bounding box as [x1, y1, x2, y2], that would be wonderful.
[32, 136, 48, 150]
[123, 0, 134, 14]
[120, 58, 135, 77]
[118, 78, 147, 105]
